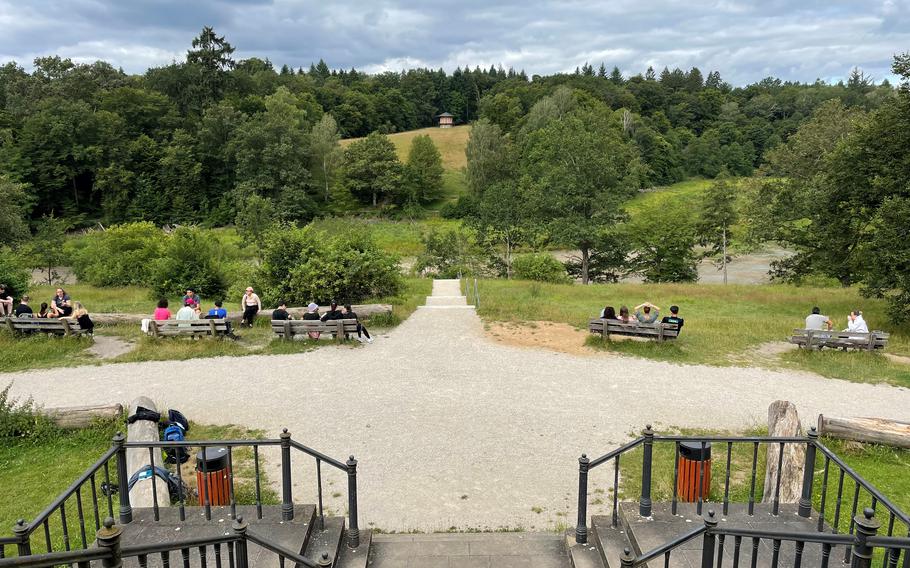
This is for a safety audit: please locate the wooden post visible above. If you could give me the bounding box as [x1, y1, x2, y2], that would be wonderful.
[658, 324, 665, 342]
[283, 320, 292, 341]
[602, 319, 608, 341]
[806, 329, 814, 349]
[5, 317, 15, 333]
[150, 321, 159, 338]
[336, 320, 344, 342]
[126, 397, 169, 510]
[209, 319, 217, 336]
[61, 318, 72, 336]
[867, 333, 875, 352]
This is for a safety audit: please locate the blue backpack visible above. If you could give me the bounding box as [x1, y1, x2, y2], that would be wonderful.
[162, 409, 190, 464]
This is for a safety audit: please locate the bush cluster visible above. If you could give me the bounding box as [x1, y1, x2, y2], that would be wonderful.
[257, 225, 402, 305]
[0, 383, 59, 442]
[512, 253, 569, 283]
[0, 248, 31, 299]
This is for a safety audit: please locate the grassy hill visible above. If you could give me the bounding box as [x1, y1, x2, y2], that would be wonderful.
[340, 125, 471, 170]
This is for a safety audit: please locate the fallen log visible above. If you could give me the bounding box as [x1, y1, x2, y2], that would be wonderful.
[41, 403, 123, 429]
[817, 415, 910, 449]
[91, 303, 393, 326]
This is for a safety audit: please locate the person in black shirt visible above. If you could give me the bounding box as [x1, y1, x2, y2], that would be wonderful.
[0, 284, 12, 316]
[661, 305, 684, 335]
[320, 301, 343, 321]
[343, 304, 372, 343]
[272, 301, 291, 321]
[14, 295, 34, 317]
[72, 302, 94, 335]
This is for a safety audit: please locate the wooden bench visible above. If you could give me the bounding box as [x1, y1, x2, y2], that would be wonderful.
[589, 318, 680, 342]
[789, 329, 889, 351]
[149, 319, 233, 338]
[3, 316, 86, 336]
[271, 319, 359, 341]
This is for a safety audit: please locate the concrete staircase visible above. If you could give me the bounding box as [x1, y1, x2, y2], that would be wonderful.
[418, 279, 474, 309]
[121, 505, 370, 568]
[568, 501, 846, 568]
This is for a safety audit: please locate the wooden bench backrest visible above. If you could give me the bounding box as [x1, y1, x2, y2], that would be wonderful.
[589, 318, 679, 338]
[5, 317, 83, 334]
[152, 319, 231, 336]
[271, 319, 359, 335]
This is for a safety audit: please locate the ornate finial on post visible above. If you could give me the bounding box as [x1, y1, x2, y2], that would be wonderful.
[851, 508, 880, 568]
[97, 518, 123, 568]
[576, 453, 591, 544]
[621, 547, 635, 568]
[317, 552, 333, 567]
[640, 427, 655, 518]
[347, 455, 360, 548]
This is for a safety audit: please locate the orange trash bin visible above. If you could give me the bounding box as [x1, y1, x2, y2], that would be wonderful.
[196, 447, 231, 506]
[677, 441, 712, 502]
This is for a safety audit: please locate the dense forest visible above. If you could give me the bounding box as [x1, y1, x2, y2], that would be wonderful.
[0, 27, 896, 228]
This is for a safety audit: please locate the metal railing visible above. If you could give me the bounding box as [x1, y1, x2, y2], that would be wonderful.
[1, 428, 360, 558]
[575, 425, 910, 552]
[617, 508, 910, 568]
[0, 516, 323, 568]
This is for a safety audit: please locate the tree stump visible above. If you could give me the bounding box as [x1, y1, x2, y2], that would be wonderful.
[127, 397, 170, 509]
[762, 400, 805, 504]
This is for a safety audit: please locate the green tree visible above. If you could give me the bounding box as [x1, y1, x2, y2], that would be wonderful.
[522, 108, 638, 284]
[341, 132, 402, 206]
[0, 176, 31, 246]
[404, 134, 444, 204]
[150, 227, 229, 300]
[627, 221, 700, 283]
[310, 113, 342, 202]
[186, 26, 235, 106]
[25, 215, 70, 285]
[235, 194, 277, 246]
[696, 172, 738, 284]
[464, 119, 511, 196]
[466, 180, 527, 278]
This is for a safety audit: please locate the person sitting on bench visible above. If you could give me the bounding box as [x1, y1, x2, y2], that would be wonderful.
[303, 303, 321, 339]
[661, 305, 684, 334]
[0, 284, 13, 316]
[320, 300, 343, 322]
[272, 301, 291, 321]
[844, 310, 869, 333]
[49, 288, 73, 318]
[600, 306, 617, 320]
[14, 295, 33, 317]
[618, 306, 634, 323]
[805, 306, 833, 331]
[206, 300, 227, 319]
[176, 299, 198, 321]
[72, 302, 94, 335]
[634, 302, 660, 324]
[343, 304, 372, 343]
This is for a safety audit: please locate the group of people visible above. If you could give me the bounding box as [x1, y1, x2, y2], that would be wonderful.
[805, 306, 869, 333]
[150, 288, 372, 342]
[274, 300, 372, 343]
[599, 301, 685, 332]
[0, 285, 94, 334]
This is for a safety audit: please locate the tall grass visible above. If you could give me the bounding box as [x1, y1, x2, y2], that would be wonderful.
[475, 279, 910, 385]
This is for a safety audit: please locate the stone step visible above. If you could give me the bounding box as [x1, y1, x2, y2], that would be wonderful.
[607, 501, 848, 568]
[431, 279, 464, 297]
[424, 295, 468, 306]
[567, 532, 607, 568]
[335, 530, 372, 568]
[590, 518, 633, 568]
[302, 516, 345, 567]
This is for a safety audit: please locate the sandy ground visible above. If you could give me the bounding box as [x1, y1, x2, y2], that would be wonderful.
[5, 280, 910, 533]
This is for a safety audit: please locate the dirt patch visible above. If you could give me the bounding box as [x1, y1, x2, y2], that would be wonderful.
[885, 353, 910, 366]
[486, 320, 601, 356]
[87, 335, 135, 359]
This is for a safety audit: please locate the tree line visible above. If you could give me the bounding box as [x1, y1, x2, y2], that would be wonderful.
[0, 26, 895, 232]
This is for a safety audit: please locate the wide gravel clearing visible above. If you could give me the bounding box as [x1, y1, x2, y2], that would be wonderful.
[5, 280, 910, 532]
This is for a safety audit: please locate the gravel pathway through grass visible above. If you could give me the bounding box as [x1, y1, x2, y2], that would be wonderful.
[5, 280, 910, 532]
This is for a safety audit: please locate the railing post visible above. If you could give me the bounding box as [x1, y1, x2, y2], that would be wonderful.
[851, 508, 880, 568]
[113, 432, 132, 524]
[701, 510, 718, 568]
[13, 519, 30, 556]
[280, 429, 294, 521]
[640, 425, 655, 518]
[798, 427, 818, 518]
[620, 546, 635, 568]
[575, 454, 590, 544]
[232, 515, 249, 568]
[96, 518, 123, 568]
[346, 455, 360, 549]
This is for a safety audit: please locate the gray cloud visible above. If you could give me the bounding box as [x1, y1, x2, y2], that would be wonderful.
[0, 0, 907, 85]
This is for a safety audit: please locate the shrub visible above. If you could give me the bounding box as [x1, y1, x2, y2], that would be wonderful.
[257, 225, 401, 305]
[150, 227, 230, 300]
[512, 253, 569, 283]
[413, 228, 478, 278]
[0, 383, 59, 441]
[70, 222, 163, 286]
[0, 247, 31, 300]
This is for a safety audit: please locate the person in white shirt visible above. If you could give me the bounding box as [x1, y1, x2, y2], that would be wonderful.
[805, 307, 833, 331]
[241, 287, 262, 328]
[175, 300, 198, 320]
[844, 310, 869, 333]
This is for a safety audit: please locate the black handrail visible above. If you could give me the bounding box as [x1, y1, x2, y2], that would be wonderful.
[288, 439, 347, 470]
[0, 547, 110, 568]
[124, 439, 282, 447]
[589, 437, 644, 468]
[634, 525, 707, 566]
[246, 529, 320, 568]
[815, 441, 910, 525]
[653, 435, 808, 443]
[121, 534, 240, 556]
[24, 446, 117, 534]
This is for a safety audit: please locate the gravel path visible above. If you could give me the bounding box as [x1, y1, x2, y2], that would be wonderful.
[5, 280, 910, 532]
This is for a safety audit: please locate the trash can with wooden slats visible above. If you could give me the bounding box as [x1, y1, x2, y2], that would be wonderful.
[196, 447, 231, 506]
[677, 441, 711, 502]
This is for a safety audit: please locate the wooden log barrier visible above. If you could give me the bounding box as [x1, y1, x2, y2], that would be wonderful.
[127, 397, 170, 510]
[40, 403, 123, 429]
[817, 415, 910, 449]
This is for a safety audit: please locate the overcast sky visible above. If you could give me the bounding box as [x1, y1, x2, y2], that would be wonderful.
[0, 0, 907, 85]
